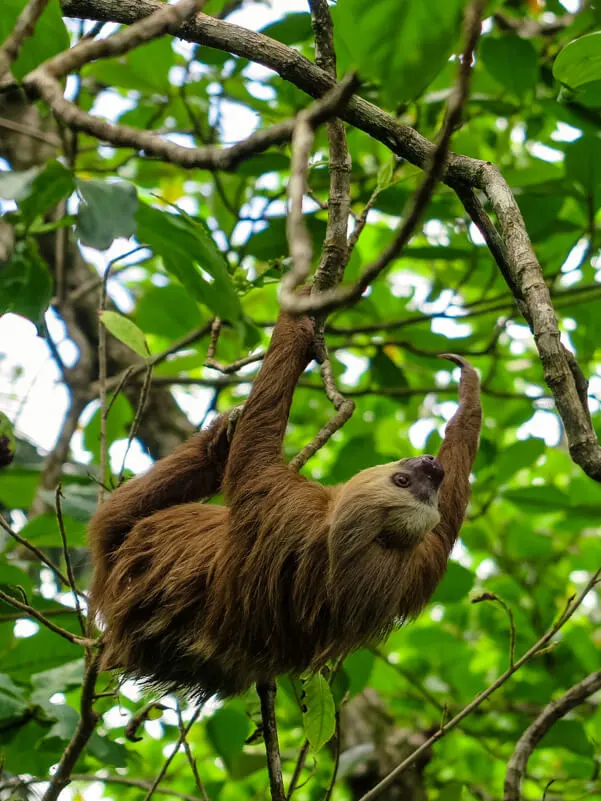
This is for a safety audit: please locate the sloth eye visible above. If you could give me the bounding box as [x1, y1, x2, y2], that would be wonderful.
[392, 472, 410, 488]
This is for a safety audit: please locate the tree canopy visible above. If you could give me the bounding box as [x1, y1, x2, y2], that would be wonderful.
[0, 1, 600, 800]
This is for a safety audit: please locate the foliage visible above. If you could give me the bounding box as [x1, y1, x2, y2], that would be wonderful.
[0, 1, 600, 800]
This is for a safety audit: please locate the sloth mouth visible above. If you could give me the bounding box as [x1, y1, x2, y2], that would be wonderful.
[402, 455, 444, 503]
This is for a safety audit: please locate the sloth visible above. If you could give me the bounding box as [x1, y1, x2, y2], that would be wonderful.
[88, 306, 481, 700]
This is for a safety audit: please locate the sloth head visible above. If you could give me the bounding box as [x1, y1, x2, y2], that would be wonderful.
[327, 455, 444, 566]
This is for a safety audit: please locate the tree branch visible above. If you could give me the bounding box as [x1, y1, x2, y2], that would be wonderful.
[57, 0, 601, 481]
[356, 566, 601, 801]
[0, 589, 94, 647]
[41, 652, 101, 801]
[258, 681, 286, 801]
[504, 669, 601, 801]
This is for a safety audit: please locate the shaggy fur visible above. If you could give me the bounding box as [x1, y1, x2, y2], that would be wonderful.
[88, 309, 481, 700]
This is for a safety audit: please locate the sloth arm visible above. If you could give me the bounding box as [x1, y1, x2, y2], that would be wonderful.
[88, 409, 234, 588]
[222, 308, 315, 511]
[399, 357, 482, 617]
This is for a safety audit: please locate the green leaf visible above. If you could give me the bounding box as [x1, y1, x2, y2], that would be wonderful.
[0, 240, 52, 324]
[0, 411, 16, 468]
[343, 650, 375, 697]
[260, 12, 313, 45]
[553, 31, 601, 91]
[539, 719, 594, 758]
[206, 705, 250, 773]
[333, 0, 466, 105]
[565, 135, 601, 211]
[245, 214, 327, 261]
[83, 393, 134, 465]
[15, 513, 87, 547]
[438, 782, 468, 801]
[88, 730, 129, 767]
[376, 158, 395, 190]
[76, 179, 138, 250]
[89, 36, 175, 93]
[19, 161, 75, 224]
[302, 673, 336, 752]
[431, 562, 474, 604]
[100, 310, 150, 359]
[504, 486, 572, 513]
[41, 703, 79, 742]
[136, 284, 204, 339]
[494, 438, 545, 485]
[0, 467, 41, 510]
[0, 166, 42, 200]
[31, 660, 85, 709]
[370, 349, 409, 390]
[0, 673, 28, 723]
[3, 626, 81, 678]
[0, 0, 69, 80]
[136, 203, 242, 322]
[480, 36, 538, 99]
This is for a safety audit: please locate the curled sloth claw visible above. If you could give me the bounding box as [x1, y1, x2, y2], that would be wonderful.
[439, 353, 472, 371]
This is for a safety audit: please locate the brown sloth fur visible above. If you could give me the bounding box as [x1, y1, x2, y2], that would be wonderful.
[88, 307, 481, 700]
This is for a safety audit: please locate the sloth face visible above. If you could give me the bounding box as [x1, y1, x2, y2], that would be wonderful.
[328, 455, 444, 560]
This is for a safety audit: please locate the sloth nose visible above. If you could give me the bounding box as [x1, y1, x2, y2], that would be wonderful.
[416, 455, 444, 487]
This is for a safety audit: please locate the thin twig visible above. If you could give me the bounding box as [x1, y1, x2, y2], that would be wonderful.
[347, 177, 391, 257]
[280, 0, 485, 316]
[504, 669, 601, 801]
[472, 592, 516, 668]
[0, 114, 61, 146]
[289, 359, 354, 471]
[142, 705, 203, 801]
[101, 322, 213, 396]
[0, 589, 94, 647]
[258, 681, 286, 801]
[41, 651, 101, 801]
[118, 362, 153, 481]
[24, 32, 358, 170]
[97, 261, 111, 505]
[356, 566, 601, 801]
[0, 607, 77, 623]
[323, 712, 341, 801]
[176, 699, 210, 801]
[55, 485, 86, 635]
[281, 114, 316, 299]
[309, 0, 352, 294]
[287, 740, 310, 799]
[0, 775, 201, 801]
[0, 513, 73, 591]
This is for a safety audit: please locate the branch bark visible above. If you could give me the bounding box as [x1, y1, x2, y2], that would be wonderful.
[504, 670, 601, 801]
